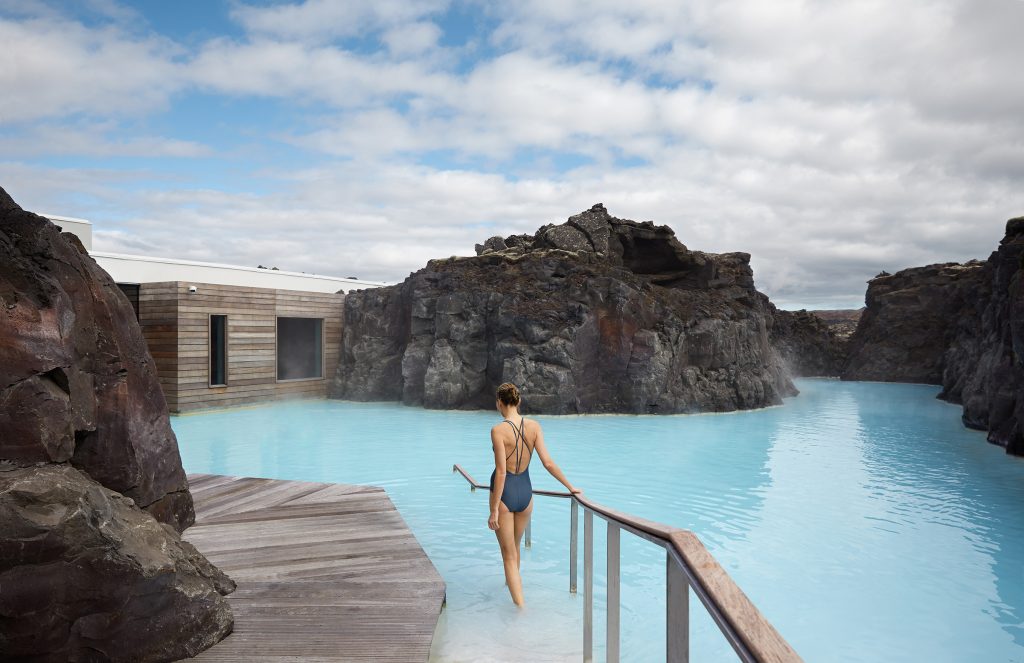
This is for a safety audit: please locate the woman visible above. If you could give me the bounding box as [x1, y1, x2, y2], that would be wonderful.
[488, 382, 580, 607]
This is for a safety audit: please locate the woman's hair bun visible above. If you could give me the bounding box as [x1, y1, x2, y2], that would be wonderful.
[496, 382, 521, 406]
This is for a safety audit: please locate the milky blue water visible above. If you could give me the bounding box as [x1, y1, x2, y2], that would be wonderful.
[172, 379, 1024, 663]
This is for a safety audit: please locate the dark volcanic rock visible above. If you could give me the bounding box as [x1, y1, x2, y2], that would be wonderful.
[474, 236, 507, 255]
[0, 186, 233, 660]
[842, 216, 1024, 455]
[938, 218, 1024, 455]
[810, 309, 863, 340]
[336, 204, 796, 414]
[769, 307, 847, 377]
[843, 262, 985, 383]
[538, 223, 591, 253]
[0, 186, 193, 530]
[0, 464, 234, 662]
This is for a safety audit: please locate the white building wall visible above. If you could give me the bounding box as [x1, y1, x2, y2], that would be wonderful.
[45, 215, 92, 250]
[44, 213, 386, 293]
[91, 252, 386, 294]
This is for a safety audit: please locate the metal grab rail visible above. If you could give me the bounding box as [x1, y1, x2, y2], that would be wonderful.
[453, 464, 803, 663]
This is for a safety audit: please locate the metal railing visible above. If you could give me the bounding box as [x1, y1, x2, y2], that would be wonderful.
[453, 464, 803, 663]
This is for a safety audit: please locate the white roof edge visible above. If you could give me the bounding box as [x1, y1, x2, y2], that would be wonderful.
[43, 214, 92, 225]
[89, 251, 390, 287]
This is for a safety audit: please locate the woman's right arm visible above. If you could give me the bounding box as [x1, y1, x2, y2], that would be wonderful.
[532, 424, 581, 494]
[488, 427, 506, 530]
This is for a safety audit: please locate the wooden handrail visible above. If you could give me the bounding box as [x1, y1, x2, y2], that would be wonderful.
[452, 463, 802, 663]
[669, 531, 801, 663]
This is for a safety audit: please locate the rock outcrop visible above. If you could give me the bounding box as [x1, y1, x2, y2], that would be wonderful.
[810, 309, 863, 340]
[842, 216, 1024, 455]
[0, 464, 235, 662]
[0, 187, 193, 530]
[769, 307, 848, 377]
[938, 218, 1024, 455]
[843, 262, 984, 383]
[335, 204, 796, 414]
[0, 186, 234, 660]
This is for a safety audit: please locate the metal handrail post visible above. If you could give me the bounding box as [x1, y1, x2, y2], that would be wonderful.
[584, 508, 594, 663]
[570, 499, 579, 594]
[667, 553, 689, 663]
[607, 523, 621, 663]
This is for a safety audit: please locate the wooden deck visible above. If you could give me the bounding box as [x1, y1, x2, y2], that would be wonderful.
[181, 474, 446, 662]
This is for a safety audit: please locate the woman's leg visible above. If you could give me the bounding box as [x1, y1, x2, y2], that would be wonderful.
[494, 502, 525, 606]
[512, 498, 534, 571]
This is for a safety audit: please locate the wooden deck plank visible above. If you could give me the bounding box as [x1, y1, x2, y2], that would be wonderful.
[181, 474, 446, 663]
[194, 501, 403, 528]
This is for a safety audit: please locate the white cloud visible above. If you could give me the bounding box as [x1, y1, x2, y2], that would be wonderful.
[189, 37, 453, 107]
[0, 15, 183, 123]
[382, 21, 442, 57]
[289, 108, 438, 157]
[0, 0, 1021, 308]
[458, 53, 660, 149]
[0, 123, 210, 157]
[230, 0, 449, 42]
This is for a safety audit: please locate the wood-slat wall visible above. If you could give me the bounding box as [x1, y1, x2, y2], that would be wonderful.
[139, 282, 180, 411]
[139, 282, 344, 413]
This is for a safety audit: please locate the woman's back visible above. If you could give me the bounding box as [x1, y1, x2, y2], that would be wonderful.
[493, 417, 536, 475]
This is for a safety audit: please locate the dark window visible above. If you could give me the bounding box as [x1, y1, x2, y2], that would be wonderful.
[210, 315, 227, 386]
[277, 317, 323, 380]
[116, 283, 140, 320]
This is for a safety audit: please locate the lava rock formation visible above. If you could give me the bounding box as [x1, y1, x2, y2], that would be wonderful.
[0, 186, 234, 661]
[0, 465, 234, 661]
[843, 262, 984, 384]
[769, 306, 848, 377]
[843, 217, 1024, 455]
[333, 204, 797, 414]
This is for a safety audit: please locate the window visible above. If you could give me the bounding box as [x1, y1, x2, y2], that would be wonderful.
[210, 315, 227, 386]
[277, 317, 323, 380]
[116, 283, 140, 320]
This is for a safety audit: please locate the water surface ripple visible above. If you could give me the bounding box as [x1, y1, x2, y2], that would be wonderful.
[173, 379, 1024, 662]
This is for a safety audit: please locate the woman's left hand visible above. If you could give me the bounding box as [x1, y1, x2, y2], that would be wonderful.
[488, 509, 500, 530]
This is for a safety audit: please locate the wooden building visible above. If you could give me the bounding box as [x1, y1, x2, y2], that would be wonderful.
[46, 213, 386, 413]
[136, 282, 345, 413]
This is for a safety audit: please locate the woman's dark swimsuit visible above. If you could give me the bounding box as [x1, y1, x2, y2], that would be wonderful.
[489, 417, 533, 513]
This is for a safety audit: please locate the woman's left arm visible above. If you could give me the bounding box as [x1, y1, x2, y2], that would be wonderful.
[488, 427, 506, 530]
[533, 425, 580, 494]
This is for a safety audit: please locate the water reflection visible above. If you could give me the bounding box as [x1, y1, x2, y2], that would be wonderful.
[851, 383, 1024, 652]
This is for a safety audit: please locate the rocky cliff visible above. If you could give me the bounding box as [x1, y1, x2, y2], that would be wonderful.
[333, 204, 796, 414]
[769, 307, 848, 377]
[843, 262, 984, 383]
[843, 217, 1024, 455]
[939, 219, 1024, 455]
[0, 186, 234, 661]
[810, 309, 863, 340]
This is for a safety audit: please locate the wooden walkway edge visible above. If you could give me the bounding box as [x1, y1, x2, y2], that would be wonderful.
[180, 474, 446, 662]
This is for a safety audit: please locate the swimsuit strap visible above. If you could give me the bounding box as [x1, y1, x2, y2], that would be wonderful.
[503, 420, 518, 462]
[503, 418, 530, 473]
[521, 418, 533, 469]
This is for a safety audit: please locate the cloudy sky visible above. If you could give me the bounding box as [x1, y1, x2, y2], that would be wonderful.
[1, 0, 1021, 308]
